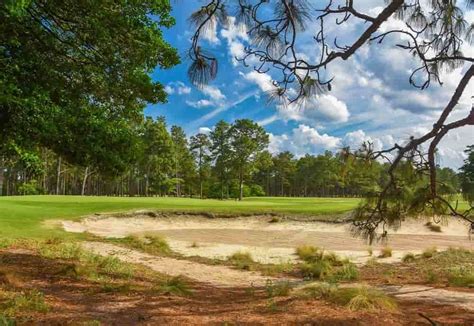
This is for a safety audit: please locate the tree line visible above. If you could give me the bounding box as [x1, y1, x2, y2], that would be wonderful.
[1, 116, 469, 200]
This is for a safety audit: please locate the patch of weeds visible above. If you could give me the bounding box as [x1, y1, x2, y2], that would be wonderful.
[0, 240, 13, 250]
[332, 262, 359, 281]
[447, 267, 474, 287]
[112, 235, 171, 256]
[264, 298, 282, 313]
[157, 276, 192, 296]
[39, 242, 84, 260]
[265, 280, 292, 297]
[367, 247, 373, 257]
[259, 262, 294, 277]
[268, 217, 280, 223]
[294, 282, 337, 299]
[101, 282, 131, 294]
[330, 286, 397, 312]
[95, 256, 134, 279]
[378, 247, 392, 258]
[228, 251, 255, 271]
[0, 289, 49, 316]
[0, 315, 15, 326]
[422, 247, 437, 259]
[425, 222, 442, 233]
[81, 321, 101, 326]
[402, 253, 416, 263]
[301, 260, 333, 280]
[295, 245, 322, 262]
[425, 269, 439, 284]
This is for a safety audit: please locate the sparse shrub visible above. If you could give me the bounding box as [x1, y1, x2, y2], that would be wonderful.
[260, 262, 294, 276]
[425, 269, 439, 283]
[330, 287, 397, 312]
[425, 222, 442, 233]
[158, 276, 192, 296]
[2, 290, 49, 315]
[295, 284, 396, 311]
[228, 251, 254, 270]
[190, 242, 199, 248]
[402, 253, 416, 263]
[118, 235, 170, 255]
[422, 247, 437, 259]
[39, 242, 84, 260]
[268, 217, 280, 223]
[295, 245, 322, 262]
[96, 256, 134, 279]
[447, 267, 474, 287]
[300, 260, 332, 280]
[265, 280, 292, 297]
[18, 180, 43, 195]
[333, 262, 359, 281]
[379, 247, 392, 258]
[367, 247, 373, 257]
[0, 315, 15, 326]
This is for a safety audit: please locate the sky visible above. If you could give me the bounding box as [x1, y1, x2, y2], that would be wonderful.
[146, 0, 474, 169]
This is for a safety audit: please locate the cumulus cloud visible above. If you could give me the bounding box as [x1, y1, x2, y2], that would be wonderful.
[198, 127, 212, 135]
[269, 125, 341, 156]
[165, 81, 191, 95]
[186, 99, 213, 108]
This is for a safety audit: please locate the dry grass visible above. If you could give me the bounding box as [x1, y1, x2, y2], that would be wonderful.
[378, 247, 392, 258]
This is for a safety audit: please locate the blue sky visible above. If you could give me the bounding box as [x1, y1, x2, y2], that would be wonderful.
[146, 1, 474, 169]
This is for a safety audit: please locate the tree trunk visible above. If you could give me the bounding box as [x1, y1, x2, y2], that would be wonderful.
[81, 166, 89, 196]
[56, 157, 61, 195]
[239, 169, 243, 201]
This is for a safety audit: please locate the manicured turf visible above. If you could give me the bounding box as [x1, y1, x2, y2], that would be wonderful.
[0, 196, 360, 239]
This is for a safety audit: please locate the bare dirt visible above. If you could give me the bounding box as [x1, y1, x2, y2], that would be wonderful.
[62, 212, 474, 264]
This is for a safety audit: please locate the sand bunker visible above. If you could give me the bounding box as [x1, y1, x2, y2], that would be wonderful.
[62, 212, 473, 265]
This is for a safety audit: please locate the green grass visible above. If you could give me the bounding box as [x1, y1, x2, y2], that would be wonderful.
[0, 195, 360, 239]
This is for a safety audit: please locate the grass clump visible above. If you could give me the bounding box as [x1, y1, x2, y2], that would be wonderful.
[422, 247, 437, 259]
[116, 235, 171, 256]
[402, 253, 416, 263]
[425, 222, 442, 233]
[0, 315, 15, 326]
[265, 280, 292, 298]
[228, 251, 255, 271]
[296, 246, 358, 281]
[295, 245, 322, 262]
[378, 247, 392, 258]
[447, 267, 474, 287]
[0, 289, 49, 316]
[157, 276, 192, 296]
[295, 284, 396, 312]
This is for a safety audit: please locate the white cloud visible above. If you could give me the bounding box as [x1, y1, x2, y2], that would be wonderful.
[242, 71, 274, 92]
[165, 81, 191, 95]
[186, 99, 213, 108]
[269, 125, 341, 156]
[198, 127, 212, 135]
[201, 85, 226, 101]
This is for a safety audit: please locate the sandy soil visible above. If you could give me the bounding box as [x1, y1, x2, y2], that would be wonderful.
[83, 242, 474, 313]
[81, 241, 281, 287]
[62, 212, 473, 264]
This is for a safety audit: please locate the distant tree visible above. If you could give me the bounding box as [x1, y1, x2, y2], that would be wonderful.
[142, 117, 174, 196]
[272, 151, 296, 196]
[228, 119, 269, 201]
[190, 133, 211, 199]
[171, 126, 196, 197]
[209, 120, 232, 199]
[460, 145, 474, 206]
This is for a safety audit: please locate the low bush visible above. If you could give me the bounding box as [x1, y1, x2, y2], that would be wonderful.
[0, 289, 49, 316]
[425, 222, 442, 233]
[378, 247, 392, 258]
[157, 276, 192, 296]
[228, 251, 255, 270]
[402, 253, 416, 263]
[295, 245, 321, 262]
[447, 267, 474, 287]
[265, 280, 292, 297]
[422, 247, 437, 259]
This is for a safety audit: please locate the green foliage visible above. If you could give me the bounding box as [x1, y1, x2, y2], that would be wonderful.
[422, 247, 437, 258]
[115, 235, 171, 256]
[379, 247, 393, 258]
[296, 284, 396, 311]
[447, 267, 474, 287]
[0, 0, 179, 171]
[157, 276, 192, 296]
[0, 289, 49, 316]
[402, 253, 416, 263]
[227, 251, 255, 270]
[264, 280, 292, 297]
[17, 180, 42, 196]
[460, 145, 474, 205]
